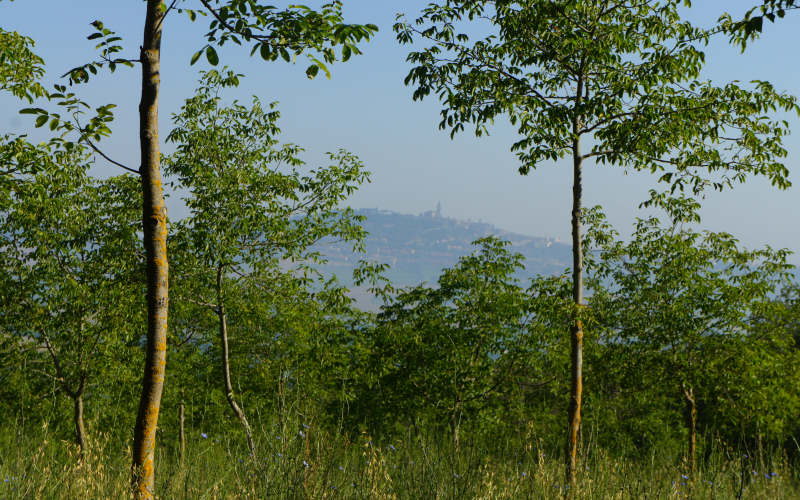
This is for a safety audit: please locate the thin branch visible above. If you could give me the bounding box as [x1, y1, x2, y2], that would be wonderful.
[83, 137, 140, 174]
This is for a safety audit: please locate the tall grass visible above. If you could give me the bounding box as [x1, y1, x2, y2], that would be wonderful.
[1, 420, 796, 499]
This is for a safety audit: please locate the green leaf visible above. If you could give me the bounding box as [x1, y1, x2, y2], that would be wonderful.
[305, 64, 319, 79]
[190, 49, 202, 66]
[35, 114, 48, 128]
[206, 46, 219, 66]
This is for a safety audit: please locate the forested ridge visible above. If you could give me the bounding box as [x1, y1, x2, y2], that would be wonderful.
[2, 1, 800, 499]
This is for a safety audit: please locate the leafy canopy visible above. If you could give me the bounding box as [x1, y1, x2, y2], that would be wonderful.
[396, 0, 798, 194]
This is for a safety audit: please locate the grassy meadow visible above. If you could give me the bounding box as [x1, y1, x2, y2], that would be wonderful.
[2, 418, 797, 499]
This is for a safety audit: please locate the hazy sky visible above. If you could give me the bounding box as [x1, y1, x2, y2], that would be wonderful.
[2, 1, 799, 262]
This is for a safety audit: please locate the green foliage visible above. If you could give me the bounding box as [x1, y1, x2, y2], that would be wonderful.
[0, 27, 45, 102]
[62, 20, 137, 85]
[395, 0, 797, 194]
[586, 200, 799, 450]
[0, 144, 144, 440]
[721, 0, 800, 48]
[356, 238, 570, 441]
[161, 69, 372, 448]
[3, 0, 800, 492]
[165, 69, 369, 271]
[188, 1, 378, 79]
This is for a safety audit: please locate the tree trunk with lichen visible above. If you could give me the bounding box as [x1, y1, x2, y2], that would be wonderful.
[132, 1, 169, 498]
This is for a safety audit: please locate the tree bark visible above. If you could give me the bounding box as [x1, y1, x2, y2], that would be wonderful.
[132, 2, 169, 498]
[74, 395, 86, 457]
[216, 265, 257, 458]
[565, 78, 585, 490]
[71, 375, 87, 460]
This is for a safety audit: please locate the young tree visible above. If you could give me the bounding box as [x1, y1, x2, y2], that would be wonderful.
[19, 2, 376, 495]
[1, 155, 142, 457]
[394, 0, 797, 484]
[164, 69, 369, 458]
[588, 197, 793, 477]
[365, 238, 550, 445]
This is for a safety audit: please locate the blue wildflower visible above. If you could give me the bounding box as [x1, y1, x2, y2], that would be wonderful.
[201, 432, 208, 439]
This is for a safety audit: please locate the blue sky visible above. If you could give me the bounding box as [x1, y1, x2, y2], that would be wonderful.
[2, 1, 799, 263]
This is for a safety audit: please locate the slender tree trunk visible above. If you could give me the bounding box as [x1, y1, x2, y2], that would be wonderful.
[74, 394, 86, 457]
[132, 2, 169, 498]
[216, 265, 257, 458]
[66, 375, 87, 460]
[179, 403, 185, 467]
[451, 402, 461, 451]
[565, 81, 585, 489]
[683, 384, 697, 478]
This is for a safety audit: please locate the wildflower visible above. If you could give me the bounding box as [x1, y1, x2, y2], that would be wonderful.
[744, 454, 749, 459]
[770, 472, 778, 477]
[522, 472, 528, 478]
[454, 473, 460, 479]
[201, 432, 208, 439]
[388, 444, 396, 451]
[302, 423, 310, 429]
[681, 474, 689, 480]
[298, 430, 305, 438]
[277, 452, 283, 457]
[303, 460, 310, 468]
[338, 465, 344, 471]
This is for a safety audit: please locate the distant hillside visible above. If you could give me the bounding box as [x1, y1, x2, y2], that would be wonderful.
[315, 208, 572, 292]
